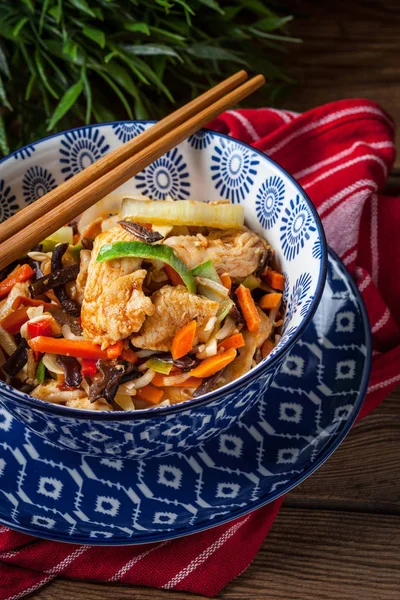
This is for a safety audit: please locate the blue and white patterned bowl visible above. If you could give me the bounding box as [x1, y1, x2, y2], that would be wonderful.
[0, 122, 327, 459]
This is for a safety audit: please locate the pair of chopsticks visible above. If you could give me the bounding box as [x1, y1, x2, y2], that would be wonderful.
[0, 70, 264, 270]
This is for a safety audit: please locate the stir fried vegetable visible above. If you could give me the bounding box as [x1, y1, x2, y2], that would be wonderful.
[190, 348, 237, 378]
[136, 384, 164, 405]
[41, 226, 73, 252]
[118, 220, 164, 243]
[263, 269, 285, 291]
[0, 195, 287, 411]
[35, 358, 46, 384]
[236, 285, 261, 333]
[0, 265, 34, 299]
[97, 241, 196, 294]
[121, 198, 244, 229]
[171, 320, 197, 360]
[28, 337, 108, 360]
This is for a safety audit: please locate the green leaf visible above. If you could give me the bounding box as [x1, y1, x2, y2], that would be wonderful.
[35, 49, 59, 100]
[248, 28, 302, 43]
[0, 45, 10, 79]
[39, 0, 51, 35]
[0, 74, 12, 110]
[41, 51, 68, 86]
[92, 7, 104, 20]
[63, 40, 79, 61]
[49, 4, 62, 23]
[254, 16, 293, 32]
[197, 0, 225, 14]
[149, 26, 186, 43]
[81, 66, 91, 124]
[186, 45, 248, 65]
[25, 73, 36, 101]
[12, 17, 29, 38]
[47, 80, 83, 130]
[92, 102, 115, 123]
[68, 0, 96, 18]
[97, 71, 133, 119]
[82, 26, 106, 48]
[106, 62, 140, 99]
[21, 0, 35, 12]
[124, 22, 150, 35]
[121, 44, 180, 58]
[0, 111, 9, 156]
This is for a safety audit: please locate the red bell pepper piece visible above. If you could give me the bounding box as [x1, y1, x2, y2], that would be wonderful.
[27, 319, 54, 338]
[81, 359, 98, 378]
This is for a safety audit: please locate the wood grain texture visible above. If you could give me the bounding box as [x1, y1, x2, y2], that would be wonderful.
[283, 0, 400, 169]
[33, 510, 400, 600]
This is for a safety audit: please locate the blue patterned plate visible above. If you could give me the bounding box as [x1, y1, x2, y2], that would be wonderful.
[0, 250, 370, 544]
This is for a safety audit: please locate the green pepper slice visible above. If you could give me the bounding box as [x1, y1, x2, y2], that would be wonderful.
[96, 241, 196, 294]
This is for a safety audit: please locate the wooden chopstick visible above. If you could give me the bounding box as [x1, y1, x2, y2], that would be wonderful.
[0, 70, 248, 245]
[0, 74, 265, 270]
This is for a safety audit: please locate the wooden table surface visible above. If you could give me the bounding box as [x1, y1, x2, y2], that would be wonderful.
[35, 1, 400, 598]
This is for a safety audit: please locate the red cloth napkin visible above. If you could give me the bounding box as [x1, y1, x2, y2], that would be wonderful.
[1, 99, 400, 599]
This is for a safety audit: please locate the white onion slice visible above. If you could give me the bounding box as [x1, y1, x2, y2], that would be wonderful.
[77, 194, 123, 235]
[42, 353, 64, 375]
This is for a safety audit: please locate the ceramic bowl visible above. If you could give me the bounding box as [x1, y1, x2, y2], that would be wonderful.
[0, 122, 327, 459]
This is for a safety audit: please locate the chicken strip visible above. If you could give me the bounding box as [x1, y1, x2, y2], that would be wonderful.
[164, 227, 268, 278]
[223, 308, 272, 383]
[81, 225, 154, 348]
[132, 285, 219, 352]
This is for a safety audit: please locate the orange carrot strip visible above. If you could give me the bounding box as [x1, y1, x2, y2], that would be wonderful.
[259, 293, 282, 311]
[164, 263, 184, 287]
[217, 332, 245, 351]
[120, 348, 138, 364]
[264, 269, 285, 291]
[106, 340, 124, 359]
[0, 264, 34, 299]
[261, 339, 275, 359]
[28, 336, 108, 360]
[171, 320, 197, 360]
[190, 348, 237, 378]
[12, 296, 55, 311]
[236, 284, 260, 332]
[136, 384, 164, 405]
[220, 273, 232, 293]
[152, 373, 202, 388]
[0, 306, 29, 334]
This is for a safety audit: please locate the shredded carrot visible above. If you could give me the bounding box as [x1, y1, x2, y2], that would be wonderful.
[236, 284, 260, 332]
[220, 273, 232, 293]
[120, 348, 138, 364]
[0, 306, 29, 334]
[72, 233, 80, 245]
[171, 320, 197, 360]
[259, 293, 282, 310]
[152, 373, 202, 388]
[12, 296, 55, 311]
[106, 340, 124, 359]
[264, 269, 285, 291]
[28, 336, 108, 360]
[0, 264, 34, 299]
[261, 339, 275, 359]
[217, 333, 245, 352]
[136, 384, 164, 405]
[190, 348, 237, 378]
[164, 263, 184, 287]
